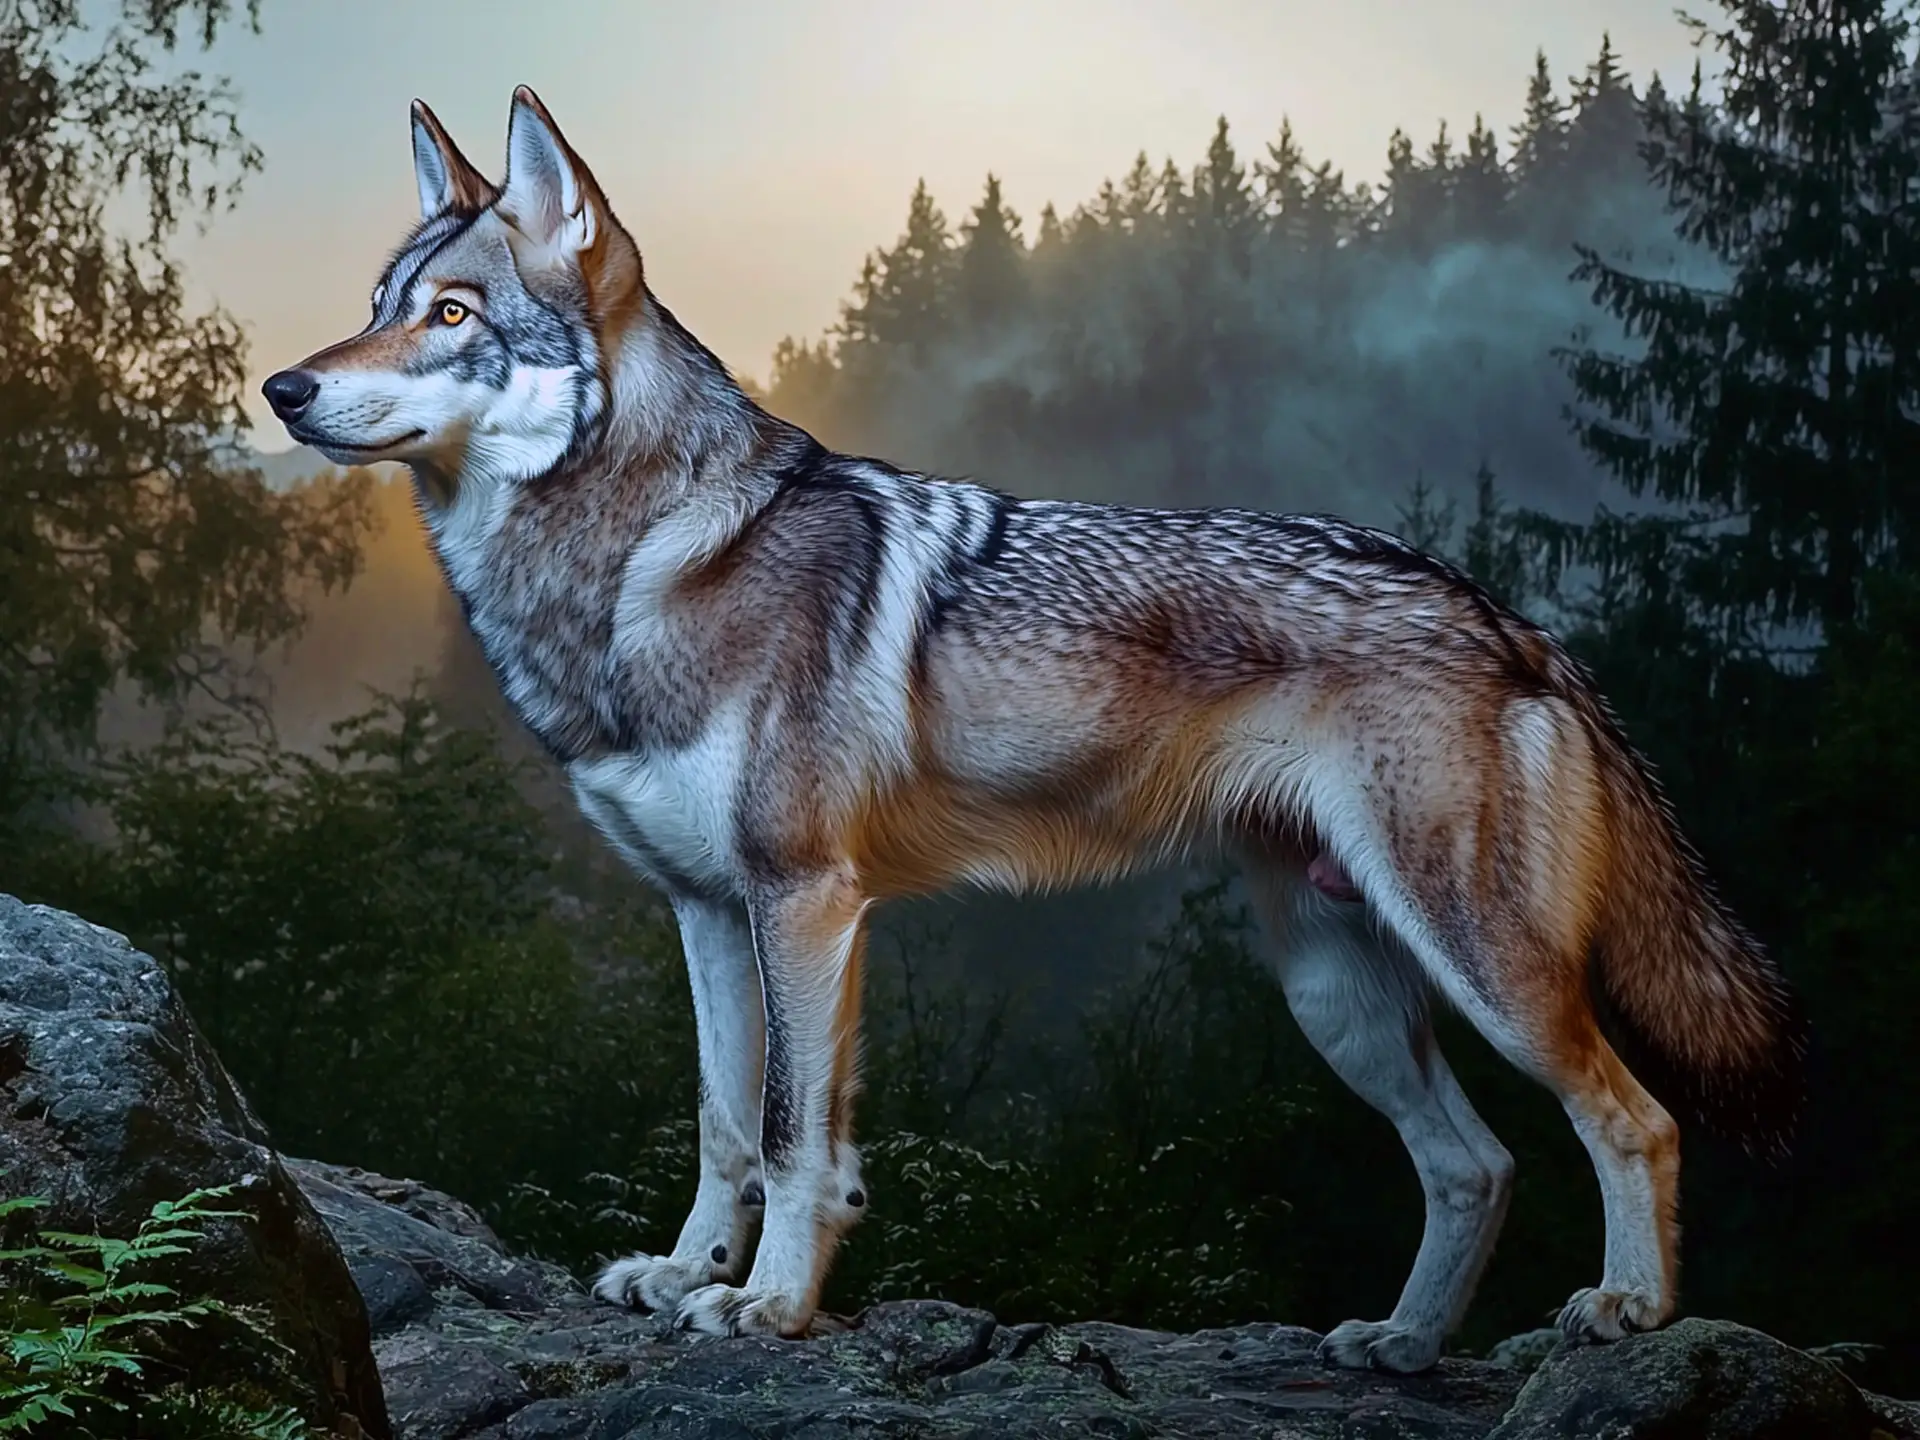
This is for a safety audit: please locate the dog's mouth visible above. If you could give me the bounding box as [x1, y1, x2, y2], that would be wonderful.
[289, 427, 425, 458]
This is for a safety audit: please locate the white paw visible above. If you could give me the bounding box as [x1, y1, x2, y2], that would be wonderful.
[1317, 1318, 1444, 1374]
[1557, 1287, 1667, 1343]
[673, 1283, 812, 1338]
[592, 1252, 727, 1313]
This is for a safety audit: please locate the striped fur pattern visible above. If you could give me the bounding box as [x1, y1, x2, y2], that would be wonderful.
[262, 89, 1806, 1369]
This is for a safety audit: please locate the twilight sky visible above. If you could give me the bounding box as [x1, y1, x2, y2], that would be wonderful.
[174, 0, 1709, 447]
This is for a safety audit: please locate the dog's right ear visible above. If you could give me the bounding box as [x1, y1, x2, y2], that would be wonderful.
[411, 99, 495, 219]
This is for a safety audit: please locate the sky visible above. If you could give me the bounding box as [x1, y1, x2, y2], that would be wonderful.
[172, 0, 1712, 448]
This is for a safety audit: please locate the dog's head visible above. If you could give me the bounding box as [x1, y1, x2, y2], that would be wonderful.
[262, 88, 644, 496]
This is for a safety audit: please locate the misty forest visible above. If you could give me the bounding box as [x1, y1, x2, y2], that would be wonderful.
[4, 0, 1919, 1400]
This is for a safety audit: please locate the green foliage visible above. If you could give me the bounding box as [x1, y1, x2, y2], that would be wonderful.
[35, 688, 693, 1216]
[0, 1184, 310, 1439]
[0, 0, 372, 840]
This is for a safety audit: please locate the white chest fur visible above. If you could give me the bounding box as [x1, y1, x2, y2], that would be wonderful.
[568, 725, 745, 898]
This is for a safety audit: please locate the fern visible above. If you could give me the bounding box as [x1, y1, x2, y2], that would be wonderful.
[0, 1183, 316, 1439]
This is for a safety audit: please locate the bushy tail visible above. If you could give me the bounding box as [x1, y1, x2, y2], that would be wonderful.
[1575, 696, 1809, 1160]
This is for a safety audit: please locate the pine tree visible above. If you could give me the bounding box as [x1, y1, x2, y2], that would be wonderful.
[1511, 48, 1571, 186]
[1424, 118, 1460, 239]
[1156, 158, 1191, 230]
[837, 179, 957, 353]
[1565, 32, 1644, 186]
[1556, 0, 1920, 639]
[1571, 29, 1629, 105]
[1193, 116, 1258, 273]
[1380, 124, 1418, 238]
[1455, 114, 1509, 237]
[1529, 8, 1920, 1343]
[1120, 151, 1159, 226]
[1257, 118, 1310, 242]
[955, 173, 1028, 326]
[766, 336, 840, 427]
[1035, 202, 1065, 251]
[1378, 123, 1455, 249]
[1305, 159, 1360, 252]
[1256, 119, 1361, 261]
[837, 253, 887, 347]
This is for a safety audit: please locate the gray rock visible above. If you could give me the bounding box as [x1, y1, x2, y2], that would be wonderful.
[290, 1156, 579, 1320]
[1488, 1317, 1888, 1439]
[292, 1160, 1528, 1438]
[1875, 1396, 1920, 1440]
[0, 894, 391, 1439]
[301, 1156, 1920, 1440]
[1484, 1328, 1564, 1375]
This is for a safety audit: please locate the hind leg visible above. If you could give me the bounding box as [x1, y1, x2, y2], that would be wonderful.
[1547, 1042, 1680, 1341]
[1352, 840, 1682, 1344]
[1246, 858, 1515, 1373]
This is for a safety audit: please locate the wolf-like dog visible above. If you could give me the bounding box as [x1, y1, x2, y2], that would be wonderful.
[263, 89, 1805, 1370]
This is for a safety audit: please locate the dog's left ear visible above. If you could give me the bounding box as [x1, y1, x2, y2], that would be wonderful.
[499, 86, 642, 312]
[501, 87, 606, 254]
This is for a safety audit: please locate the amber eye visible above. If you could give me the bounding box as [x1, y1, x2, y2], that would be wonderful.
[436, 299, 468, 327]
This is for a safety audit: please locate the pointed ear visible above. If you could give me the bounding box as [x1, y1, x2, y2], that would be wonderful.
[498, 87, 644, 320]
[411, 99, 494, 218]
[499, 86, 600, 253]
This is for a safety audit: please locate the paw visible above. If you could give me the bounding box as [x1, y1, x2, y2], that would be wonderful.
[1556, 1287, 1667, 1343]
[1317, 1318, 1443, 1374]
[673, 1283, 812, 1338]
[592, 1252, 725, 1312]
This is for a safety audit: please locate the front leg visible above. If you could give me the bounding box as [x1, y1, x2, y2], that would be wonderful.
[676, 869, 867, 1338]
[594, 896, 766, 1312]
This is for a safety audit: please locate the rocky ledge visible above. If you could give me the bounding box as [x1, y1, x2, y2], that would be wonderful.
[6, 892, 1920, 1440]
[290, 1153, 1920, 1440]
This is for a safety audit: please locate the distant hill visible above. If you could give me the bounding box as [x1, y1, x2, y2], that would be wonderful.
[243, 444, 402, 492]
[244, 444, 337, 490]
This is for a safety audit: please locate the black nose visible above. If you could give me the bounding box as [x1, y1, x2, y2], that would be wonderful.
[261, 369, 319, 421]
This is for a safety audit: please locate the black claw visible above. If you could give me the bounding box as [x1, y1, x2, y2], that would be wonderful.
[742, 1181, 765, 1206]
[845, 1188, 866, 1208]
[710, 1244, 728, 1265]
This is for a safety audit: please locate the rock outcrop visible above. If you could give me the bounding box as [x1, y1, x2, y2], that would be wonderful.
[1488, 1318, 1915, 1439]
[0, 895, 391, 1438]
[294, 1156, 1920, 1440]
[289, 1157, 1528, 1438]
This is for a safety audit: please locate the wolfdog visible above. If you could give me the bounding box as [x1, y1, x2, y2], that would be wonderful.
[263, 88, 1804, 1370]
